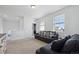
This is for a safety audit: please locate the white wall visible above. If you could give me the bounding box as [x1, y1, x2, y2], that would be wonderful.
[3, 20, 19, 33]
[36, 14, 53, 33]
[2, 18, 27, 40]
[45, 15, 53, 31]
[24, 17, 34, 38]
[0, 17, 3, 33]
[1, 6, 79, 40]
[0, 16, 34, 40]
[65, 6, 79, 35]
[35, 6, 79, 37]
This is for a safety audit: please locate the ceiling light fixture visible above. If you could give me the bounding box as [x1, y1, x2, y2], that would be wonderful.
[30, 5, 36, 8]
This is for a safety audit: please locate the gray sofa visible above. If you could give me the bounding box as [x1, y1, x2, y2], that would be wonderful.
[35, 31, 59, 43]
[36, 34, 79, 54]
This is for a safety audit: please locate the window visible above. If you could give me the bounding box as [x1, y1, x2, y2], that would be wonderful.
[40, 22, 45, 31]
[53, 14, 64, 31]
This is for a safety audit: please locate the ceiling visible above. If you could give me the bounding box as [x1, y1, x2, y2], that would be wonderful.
[0, 5, 68, 20]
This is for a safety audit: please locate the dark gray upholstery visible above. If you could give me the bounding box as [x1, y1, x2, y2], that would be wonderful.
[36, 34, 79, 54]
[35, 31, 59, 43]
[62, 34, 79, 53]
[51, 35, 71, 52]
[36, 43, 60, 54]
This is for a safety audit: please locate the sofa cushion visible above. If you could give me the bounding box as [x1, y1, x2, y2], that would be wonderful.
[62, 34, 79, 54]
[51, 35, 71, 52]
[36, 43, 60, 54]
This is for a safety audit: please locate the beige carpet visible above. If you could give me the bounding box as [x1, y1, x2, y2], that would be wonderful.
[6, 39, 47, 54]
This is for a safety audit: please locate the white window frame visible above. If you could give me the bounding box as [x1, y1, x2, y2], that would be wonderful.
[40, 22, 45, 31]
[53, 14, 65, 32]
